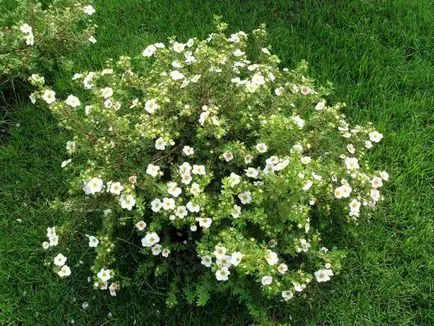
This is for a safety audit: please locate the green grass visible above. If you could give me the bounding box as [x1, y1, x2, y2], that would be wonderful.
[1, 0, 434, 324]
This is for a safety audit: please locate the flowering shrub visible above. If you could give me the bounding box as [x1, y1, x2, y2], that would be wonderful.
[33, 19, 388, 318]
[0, 0, 96, 97]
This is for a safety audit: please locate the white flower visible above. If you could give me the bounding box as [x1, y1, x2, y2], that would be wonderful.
[65, 95, 81, 108]
[201, 255, 212, 267]
[292, 281, 305, 292]
[349, 199, 361, 217]
[29, 93, 36, 104]
[179, 162, 192, 174]
[349, 199, 361, 211]
[251, 73, 266, 86]
[49, 235, 59, 247]
[334, 187, 343, 199]
[231, 205, 241, 218]
[57, 265, 71, 278]
[154, 42, 165, 48]
[141, 232, 160, 247]
[370, 189, 380, 202]
[101, 87, 113, 99]
[53, 253, 67, 267]
[154, 137, 167, 150]
[246, 82, 258, 93]
[278, 263, 288, 274]
[20, 23, 32, 34]
[380, 171, 389, 181]
[197, 217, 212, 229]
[145, 99, 159, 114]
[186, 201, 200, 213]
[371, 176, 383, 188]
[109, 182, 123, 195]
[292, 144, 303, 153]
[183, 146, 194, 156]
[256, 143, 268, 153]
[25, 34, 34, 46]
[175, 206, 188, 218]
[335, 185, 352, 199]
[282, 290, 294, 301]
[162, 198, 176, 210]
[275, 87, 284, 96]
[97, 268, 112, 282]
[172, 42, 185, 53]
[261, 275, 273, 285]
[369, 131, 383, 143]
[302, 180, 313, 191]
[47, 227, 56, 238]
[233, 49, 245, 57]
[162, 248, 171, 257]
[238, 191, 252, 204]
[66, 141, 76, 153]
[142, 44, 157, 57]
[170, 70, 185, 80]
[315, 100, 326, 111]
[296, 239, 311, 253]
[199, 110, 210, 125]
[151, 244, 162, 255]
[345, 157, 360, 170]
[61, 159, 72, 168]
[135, 221, 146, 231]
[228, 173, 241, 187]
[265, 250, 278, 266]
[314, 269, 333, 282]
[83, 177, 103, 195]
[245, 167, 259, 179]
[167, 183, 182, 197]
[216, 255, 232, 268]
[301, 156, 311, 164]
[146, 164, 160, 177]
[86, 235, 99, 248]
[365, 140, 373, 149]
[88, 36, 97, 44]
[151, 199, 162, 212]
[83, 5, 96, 15]
[230, 252, 242, 266]
[42, 241, 49, 249]
[109, 283, 118, 297]
[223, 151, 234, 162]
[213, 246, 227, 259]
[215, 267, 230, 281]
[130, 98, 139, 108]
[42, 90, 56, 104]
[189, 183, 201, 196]
[190, 74, 201, 83]
[347, 144, 355, 154]
[300, 86, 312, 95]
[244, 154, 253, 164]
[192, 165, 206, 175]
[341, 184, 352, 198]
[119, 194, 136, 210]
[85, 105, 93, 115]
[291, 115, 305, 128]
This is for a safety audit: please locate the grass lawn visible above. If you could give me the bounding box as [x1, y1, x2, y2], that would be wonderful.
[1, 0, 433, 324]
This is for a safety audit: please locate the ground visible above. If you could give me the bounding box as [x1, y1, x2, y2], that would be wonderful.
[0, 0, 433, 324]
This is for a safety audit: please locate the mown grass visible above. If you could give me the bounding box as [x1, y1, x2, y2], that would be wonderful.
[1, 0, 433, 324]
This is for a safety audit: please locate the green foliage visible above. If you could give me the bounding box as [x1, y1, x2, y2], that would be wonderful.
[31, 19, 389, 319]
